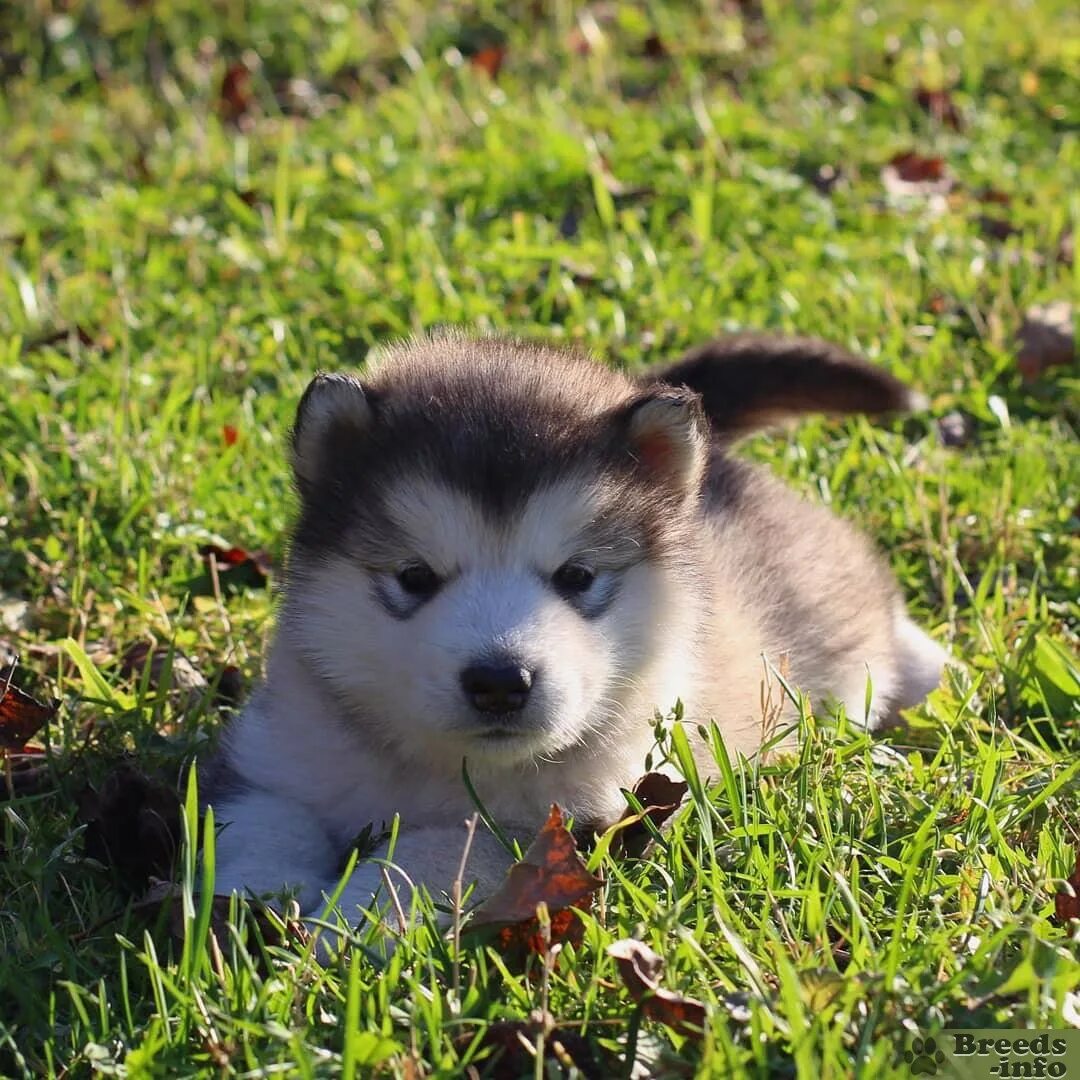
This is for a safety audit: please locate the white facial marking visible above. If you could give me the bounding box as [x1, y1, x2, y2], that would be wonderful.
[286, 476, 695, 768]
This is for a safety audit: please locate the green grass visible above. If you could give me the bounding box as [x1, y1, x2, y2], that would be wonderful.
[1, 1, 1078, 1075]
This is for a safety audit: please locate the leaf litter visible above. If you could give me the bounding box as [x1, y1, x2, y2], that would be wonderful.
[0, 667, 55, 752]
[466, 803, 602, 962]
[607, 938, 708, 1037]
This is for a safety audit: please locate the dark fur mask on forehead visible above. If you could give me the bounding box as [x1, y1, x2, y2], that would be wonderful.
[290, 344, 709, 558]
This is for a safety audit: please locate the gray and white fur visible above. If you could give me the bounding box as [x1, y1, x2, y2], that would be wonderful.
[205, 331, 948, 930]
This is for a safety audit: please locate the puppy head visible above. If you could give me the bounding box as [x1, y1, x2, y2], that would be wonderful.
[282, 335, 707, 769]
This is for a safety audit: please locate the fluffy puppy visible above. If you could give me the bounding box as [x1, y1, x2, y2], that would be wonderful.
[203, 331, 947, 924]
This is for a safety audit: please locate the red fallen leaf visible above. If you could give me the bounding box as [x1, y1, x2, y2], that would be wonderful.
[0, 679, 55, 751]
[470, 45, 506, 79]
[1016, 301, 1075, 381]
[915, 86, 963, 130]
[615, 772, 688, 857]
[219, 62, 253, 126]
[881, 151, 953, 198]
[926, 292, 951, 316]
[976, 188, 1012, 206]
[468, 804, 602, 960]
[199, 544, 273, 584]
[1055, 852, 1080, 923]
[223, 424, 239, 446]
[607, 939, 707, 1037]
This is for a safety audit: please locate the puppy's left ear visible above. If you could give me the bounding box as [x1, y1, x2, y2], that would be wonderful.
[291, 372, 373, 492]
[615, 387, 708, 493]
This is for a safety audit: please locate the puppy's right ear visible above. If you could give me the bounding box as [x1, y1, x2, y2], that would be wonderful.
[291, 372, 372, 490]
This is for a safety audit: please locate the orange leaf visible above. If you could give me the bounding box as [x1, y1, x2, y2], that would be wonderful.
[199, 544, 273, 585]
[0, 680, 55, 751]
[470, 45, 506, 80]
[219, 62, 253, 125]
[468, 804, 602, 959]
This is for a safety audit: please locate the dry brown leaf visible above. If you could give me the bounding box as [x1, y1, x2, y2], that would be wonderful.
[219, 62, 254, 127]
[925, 292, 951, 316]
[120, 642, 209, 699]
[0, 678, 55, 751]
[607, 938, 708, 1037]
[614, 771, 688, 857]
[1016, 301, 1075, 381]
[1055, 852, 1080, 923]
[470, 45, 506, 79]
[915, 86, 963, 130]
[881, 151, 953, 198]
[199, 544, 273, 587]
[468, 804, 602, 960]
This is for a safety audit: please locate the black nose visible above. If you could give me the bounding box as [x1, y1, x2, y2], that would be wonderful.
[460, 662, 534, 714]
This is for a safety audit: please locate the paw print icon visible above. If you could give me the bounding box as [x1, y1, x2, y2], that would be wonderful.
[904, 1037, 946, 1076]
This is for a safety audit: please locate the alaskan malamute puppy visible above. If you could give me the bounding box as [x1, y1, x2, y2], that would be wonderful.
[205, 331, 947, 925]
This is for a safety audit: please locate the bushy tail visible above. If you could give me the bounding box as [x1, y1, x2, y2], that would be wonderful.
[643, 333, 925, 443]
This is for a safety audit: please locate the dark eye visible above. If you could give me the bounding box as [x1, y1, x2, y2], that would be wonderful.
[552, 562, 595, 596]
[396, 562, 441, 599]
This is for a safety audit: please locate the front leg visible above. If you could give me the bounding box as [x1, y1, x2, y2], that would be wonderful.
[211, 788, 339, 912]
[325, 824, 513, 928]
